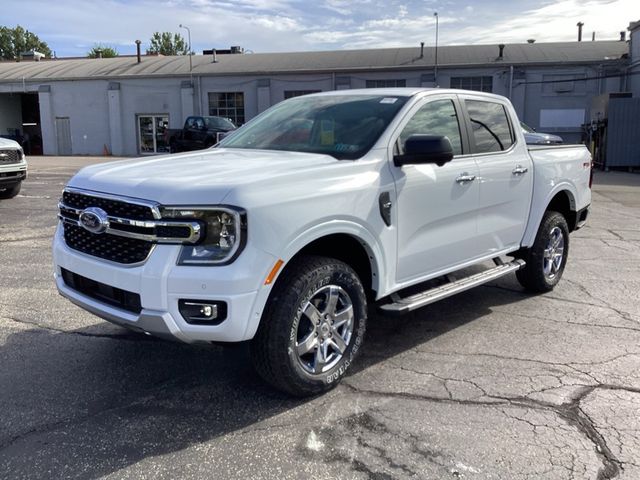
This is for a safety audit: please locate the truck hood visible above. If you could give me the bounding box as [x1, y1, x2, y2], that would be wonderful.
[68, 148, 338, 205]
[0, 137, 21, 149]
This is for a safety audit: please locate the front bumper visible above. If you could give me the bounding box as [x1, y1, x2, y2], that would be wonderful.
[0, 162, 27, 186]
[53, 224, 277, 343]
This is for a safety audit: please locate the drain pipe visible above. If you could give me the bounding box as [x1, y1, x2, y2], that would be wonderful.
[508, 65, 514, 99]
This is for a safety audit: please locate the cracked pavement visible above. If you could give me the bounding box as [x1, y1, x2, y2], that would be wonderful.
[1, 157, 639, 479]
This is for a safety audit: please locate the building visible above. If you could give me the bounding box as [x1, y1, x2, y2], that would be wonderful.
[0, 31, 636, 157]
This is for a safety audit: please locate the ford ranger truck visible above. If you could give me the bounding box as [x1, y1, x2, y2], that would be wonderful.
[0, 137, 27, 199]
[53, 89, 591, 396]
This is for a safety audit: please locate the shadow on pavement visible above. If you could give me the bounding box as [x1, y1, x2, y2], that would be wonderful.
[0, 277, 529, 478]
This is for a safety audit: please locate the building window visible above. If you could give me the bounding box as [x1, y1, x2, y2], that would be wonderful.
[451, 76, 493, 93]
[365, 79, 406, 88]
[284, 90, 321, 99]
[137, 115, 169, 155]
[208, 92, 245, 125]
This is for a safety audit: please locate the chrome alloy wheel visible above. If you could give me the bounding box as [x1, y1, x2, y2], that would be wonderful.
[543, 226, 565, 279]
[295, 285, 354, 375]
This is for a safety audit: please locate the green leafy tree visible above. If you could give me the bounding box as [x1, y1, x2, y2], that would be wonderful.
[146, 32, 189, 56]
[87, 44, 118, 58]
[0, 25, 52, 60]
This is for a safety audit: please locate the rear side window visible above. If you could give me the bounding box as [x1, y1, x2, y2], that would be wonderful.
[398, 99, 463, 156]
[465, 100, 514, 153]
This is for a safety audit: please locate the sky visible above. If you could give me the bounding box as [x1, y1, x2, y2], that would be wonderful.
[3, 0, 638, 57]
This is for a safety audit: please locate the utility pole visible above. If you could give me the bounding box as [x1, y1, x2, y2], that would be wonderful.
[434, 12, 439, 86]
[179, 24, 193, 84]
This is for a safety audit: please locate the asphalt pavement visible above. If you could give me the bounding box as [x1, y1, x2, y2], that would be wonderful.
[1, 156, 639, 479]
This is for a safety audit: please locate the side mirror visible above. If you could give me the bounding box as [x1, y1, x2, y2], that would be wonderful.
[394, 134, 454, 167]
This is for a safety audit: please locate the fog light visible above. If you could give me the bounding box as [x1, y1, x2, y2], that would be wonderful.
[178, 300, 227, 325]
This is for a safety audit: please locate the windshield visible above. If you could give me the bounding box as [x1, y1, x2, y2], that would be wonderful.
[205, 117, 236, 130]
[218, 94, 409, 160]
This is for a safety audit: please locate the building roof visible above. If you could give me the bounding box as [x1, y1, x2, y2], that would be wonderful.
[0, 40, 629, 83]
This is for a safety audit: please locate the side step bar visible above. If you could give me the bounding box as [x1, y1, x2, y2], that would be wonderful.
[379, 259, 525, 315]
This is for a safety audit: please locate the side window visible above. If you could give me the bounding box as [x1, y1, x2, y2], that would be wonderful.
[186, 117, 196, 130]
[465, 100, 514, 153]
[398, 99, 463, 156]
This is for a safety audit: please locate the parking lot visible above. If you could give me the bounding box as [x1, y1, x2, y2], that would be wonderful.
[1, 156, 639, 479]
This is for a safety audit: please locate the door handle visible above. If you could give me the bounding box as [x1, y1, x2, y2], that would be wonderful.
[456, 173, 476, 184]
[512, 165, 528, 175]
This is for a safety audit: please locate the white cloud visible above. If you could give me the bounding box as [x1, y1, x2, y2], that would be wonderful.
[251, 15, 304, 32]
[450, 0, 636, 44]
[0, 0, 635, 57]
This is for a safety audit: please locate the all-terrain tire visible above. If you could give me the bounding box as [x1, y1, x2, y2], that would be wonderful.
[0, 182, 21, 199]
[250, 255, 367, 397]
[516, 210, 569, 292]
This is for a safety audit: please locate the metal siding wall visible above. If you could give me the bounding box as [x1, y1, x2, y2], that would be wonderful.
[606, 98, 640, 168]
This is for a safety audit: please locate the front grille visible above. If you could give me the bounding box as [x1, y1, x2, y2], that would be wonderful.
[59, 189, 201, 265]
[62, 190, 155, 220]
[61, 268, 142, 314]
[0, 149, 21, 165]
[63, 223, 153, 264]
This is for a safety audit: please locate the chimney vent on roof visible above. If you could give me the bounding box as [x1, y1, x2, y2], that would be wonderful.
[577, 21, 584, 41]
[135, 40, 141, 63]
[212, 48, 218, 63]
[620, 31, 626, 41]
[592, 31, 596, 41]
[527, 39, 535, 44]
[420, 42, 424, 58]
[498, 44, 505, 59]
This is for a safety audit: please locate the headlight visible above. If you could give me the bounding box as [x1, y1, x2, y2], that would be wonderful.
[160, 207, 246, 266]
[18, 148, 25, 160]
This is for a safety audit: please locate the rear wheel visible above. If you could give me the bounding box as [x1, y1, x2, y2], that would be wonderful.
[0, 182, 21, 199]
[251, 255, 367, 396]
[516, 210, 569, 292]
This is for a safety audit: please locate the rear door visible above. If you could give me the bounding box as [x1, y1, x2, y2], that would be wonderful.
[390, 95, 484, 284]
[460, 95, 533, 254]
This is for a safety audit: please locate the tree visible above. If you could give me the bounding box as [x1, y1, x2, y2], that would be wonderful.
[87, 45, 118, 58]
[146, 32, 189, 56]
[0, 25, 52, 60]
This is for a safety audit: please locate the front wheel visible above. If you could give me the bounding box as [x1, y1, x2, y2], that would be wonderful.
[251, 255, 367, 396]
[0, 182, 21, 199]
[516, 210, 569, 292]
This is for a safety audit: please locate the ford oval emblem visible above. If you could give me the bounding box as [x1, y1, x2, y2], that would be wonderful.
[79, 207, 109, 234]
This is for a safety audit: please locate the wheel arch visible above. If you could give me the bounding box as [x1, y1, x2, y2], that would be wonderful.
[546, 190, 577, 231]
[286, 233, 377, 298]
[522, 186, 578, 247]
[244, 223, 386, 340]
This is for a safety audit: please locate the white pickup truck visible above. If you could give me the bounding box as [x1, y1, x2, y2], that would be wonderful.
[0, 137, 27, 199]
[53, 89, 591, 396]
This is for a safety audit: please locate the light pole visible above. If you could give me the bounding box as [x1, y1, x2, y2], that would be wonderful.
[179, 24, 192, 76]
[434, 12, 439, 86]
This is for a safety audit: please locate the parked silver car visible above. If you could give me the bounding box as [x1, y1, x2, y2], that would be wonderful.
[521, 121, 563, 145]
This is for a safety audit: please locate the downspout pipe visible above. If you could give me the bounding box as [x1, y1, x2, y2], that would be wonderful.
[509, 65, 514, 99]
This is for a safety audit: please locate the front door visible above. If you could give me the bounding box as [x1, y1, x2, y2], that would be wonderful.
[391, 96, 483, 284]
[55, 117, 72, 155]
[138, 115, 169, 155]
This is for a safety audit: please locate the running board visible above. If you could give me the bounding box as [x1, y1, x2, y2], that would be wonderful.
[379, 259, 526, 315]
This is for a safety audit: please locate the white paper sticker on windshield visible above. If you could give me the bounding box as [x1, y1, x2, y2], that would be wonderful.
[380, 97, 398, 104]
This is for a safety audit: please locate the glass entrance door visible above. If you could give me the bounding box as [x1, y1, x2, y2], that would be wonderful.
[138, 115, 169, 154]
